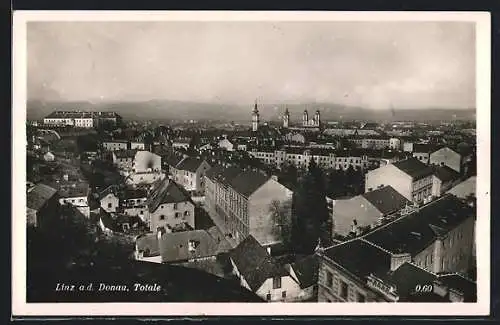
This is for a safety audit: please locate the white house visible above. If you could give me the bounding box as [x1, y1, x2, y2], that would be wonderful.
[228, 235, 303, 302]
[218, 138, 235, 151]
[98, 185, 120, 213]
[43, 151, 55, 162]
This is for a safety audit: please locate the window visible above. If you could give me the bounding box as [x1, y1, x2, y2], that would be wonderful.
[273, 277, 282, 289]
[266, 293, 271, 301]
[173, 203, 178, 210]
[175, 212, 181, 218]
[326, 271, 333, 287]
[282, 291, 287, 299]
[340, 281, 348, 300]
[184, 211, 190, 216]
[159, 215, 165, 220]
[107, 203, 112, 208]
[357, 292, 366, 302]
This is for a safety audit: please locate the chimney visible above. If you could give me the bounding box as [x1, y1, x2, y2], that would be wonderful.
[266, 246, 272, 255]
[390, 253, 412, 271]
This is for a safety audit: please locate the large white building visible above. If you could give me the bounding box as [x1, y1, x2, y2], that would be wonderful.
[248, 147, 370, 171]
[205, 166, 293, 249]
[43, 111, 122, 128]
[365, 157, 434, 203]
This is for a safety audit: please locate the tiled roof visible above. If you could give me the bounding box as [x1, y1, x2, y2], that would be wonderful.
[98, 185, 119, 200]
[158, 229, 225, 263]
[229, 169, 270, 197]
[437, 273, 476, 302]
[362, 186, 411, 215]
[228, 235, 288, 291]
[176, 157, 207, 173]
[114, 149, 138, 159]
[123, 188, 148, 200]
[393, 157, 434, 180]
[433, 165, 460, 183]
[413, 143, 441, 153]
[388, 262, 437, 302]
[363, 195, 474, 255]
[147, 179, 192, 212]
[322, 239, 392, 281]
[290, 255, 319, 289]
[27, 183, 58, 211]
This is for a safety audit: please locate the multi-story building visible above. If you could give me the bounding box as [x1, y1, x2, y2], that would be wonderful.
[363, 194, 476, 275]
[318, 195, 476, 302]
[169, 157, 211, 194]
[112, 149, 137, 171]
[103, 140, 128, 151]
[248, 148, 370, 171]
[146, 178, 195, 232]
[430, 147, 463, 173]
[205, 166, 293, 249]
[43, 111, 121, 128]
[365, 157, 434, 203]
[133, 151, 162, 173]
[57, 181, 91, 218]
[328, 185, 410, 237]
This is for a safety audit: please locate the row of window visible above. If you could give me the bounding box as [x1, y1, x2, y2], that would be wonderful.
[158, 210, 190, 220]
[63, 198, 85, 204]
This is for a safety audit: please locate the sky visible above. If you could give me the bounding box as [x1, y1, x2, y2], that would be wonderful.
[27, 21, 476, 110]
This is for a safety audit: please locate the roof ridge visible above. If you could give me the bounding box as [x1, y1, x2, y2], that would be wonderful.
[403, 261, 438, 276]
[359, 238, 394, 256]
[438, 272, 476, 283]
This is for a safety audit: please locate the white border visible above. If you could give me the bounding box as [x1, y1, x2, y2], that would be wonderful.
[12, 11, 491, 317]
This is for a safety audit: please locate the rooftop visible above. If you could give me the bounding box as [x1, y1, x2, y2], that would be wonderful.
[290, 255, 319, 289]
[437, 273, 476, 302]
[176, 157, 207, 173]
[228, 235, 288, 291]
[114, 149, 138, 159]
[387, 262, 437, 302]
[27, 183, 58, 211]
[322, 239, 392, 281]
[362, 185, 411, 215]
[393, 157, 434, 180]
[363, 195, 475, 255]
[147, 179, 192, 212]
[432, 165, 461, 183]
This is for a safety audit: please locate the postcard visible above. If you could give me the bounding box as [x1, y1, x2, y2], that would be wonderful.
[12, 10, 490, 317]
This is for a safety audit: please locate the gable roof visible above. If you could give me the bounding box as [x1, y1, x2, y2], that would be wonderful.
[176, 157, 207, 173]
[147, 179, 192, 212]
[323, 239, 392, 281]
[363, 195, 474, 255]
[437, 273, 476, 302]
[229, 169, 270, 197]
[413, 143, 441, 153]
[388, 262, 437, 301]
[433, 165, 460, 183]
[27, 183, 58, 211]
[228, 235, 288, 291]
[393, 158, 434, 180]
[362, 186, 411, 215]
[98, 185, 119, 200]
[290, 255, 319, 289]
[123, 187, 148, 200]
[114, 149, 137, 159]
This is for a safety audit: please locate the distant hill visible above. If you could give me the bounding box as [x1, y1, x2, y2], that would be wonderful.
[27, 99, 476, 123]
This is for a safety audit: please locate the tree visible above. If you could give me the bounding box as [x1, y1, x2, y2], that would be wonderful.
[290, 159, 331, 254]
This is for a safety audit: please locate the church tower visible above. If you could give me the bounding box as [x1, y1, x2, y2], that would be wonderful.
[314, 110, 321, 127]
[252, 100, 260, 132]
[283, 107, 290, 128]
[302, 109, 309, 127]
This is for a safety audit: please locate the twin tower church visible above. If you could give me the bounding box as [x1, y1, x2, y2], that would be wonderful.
[251, 101, 321, 132]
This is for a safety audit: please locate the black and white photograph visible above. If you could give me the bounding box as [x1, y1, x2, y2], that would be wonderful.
[12, 11, 490, 316]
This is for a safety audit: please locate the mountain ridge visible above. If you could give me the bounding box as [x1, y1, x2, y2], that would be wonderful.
[26, 99, 476, 122]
